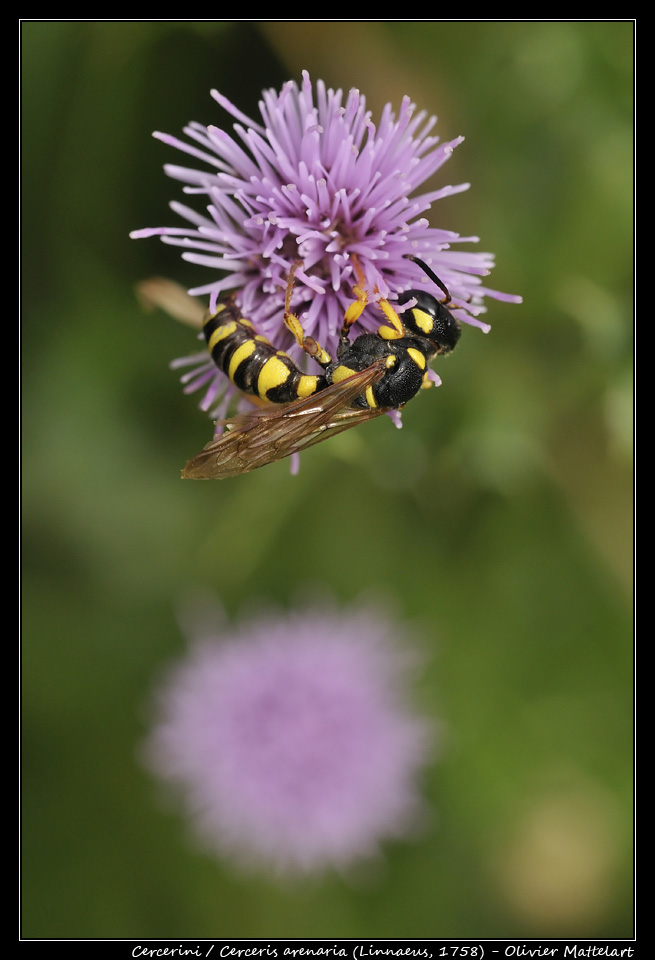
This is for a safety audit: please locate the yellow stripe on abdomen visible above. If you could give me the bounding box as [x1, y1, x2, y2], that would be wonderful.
[228, 339, 257, 382]
[256, 355, 292, 399]
[207, 320, 237, 353]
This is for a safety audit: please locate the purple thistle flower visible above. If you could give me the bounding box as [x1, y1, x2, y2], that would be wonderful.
[131, 72, 520, 419]
[143, 598, 432, 876]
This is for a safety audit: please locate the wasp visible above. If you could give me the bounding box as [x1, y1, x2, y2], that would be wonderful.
[143, 257, 462, 479]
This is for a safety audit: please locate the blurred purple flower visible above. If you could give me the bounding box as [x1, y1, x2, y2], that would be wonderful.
[143, 599, 432, 876]
[131, 71, 520, 419]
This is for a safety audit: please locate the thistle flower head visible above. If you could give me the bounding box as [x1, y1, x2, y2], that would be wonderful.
[131, 71, 520, 417]
[143, 598, 432, 876]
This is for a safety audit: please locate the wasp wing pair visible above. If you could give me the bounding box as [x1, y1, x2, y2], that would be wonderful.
[182, 360, 389, 479]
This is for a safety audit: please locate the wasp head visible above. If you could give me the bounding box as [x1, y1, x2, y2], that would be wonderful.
[397, 290, 461, 356]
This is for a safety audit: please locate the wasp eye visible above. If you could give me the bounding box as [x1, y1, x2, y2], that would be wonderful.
[429, 306, 461, 354]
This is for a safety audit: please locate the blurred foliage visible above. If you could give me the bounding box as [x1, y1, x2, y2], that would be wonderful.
[21, 21, 633, 939]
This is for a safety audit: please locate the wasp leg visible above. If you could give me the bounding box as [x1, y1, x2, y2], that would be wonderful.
[283, 261, 334, 369]
[284, 311, 334, 368]
[342, 255, 405, 342]
[341, 256, 372, 337]
[374, 299, 406, 341]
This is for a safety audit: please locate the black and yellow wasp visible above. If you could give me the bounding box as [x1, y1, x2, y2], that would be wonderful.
[142, 257, 461, 479]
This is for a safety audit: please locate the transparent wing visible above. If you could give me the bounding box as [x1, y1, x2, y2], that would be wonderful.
[182, 361, 388, 479]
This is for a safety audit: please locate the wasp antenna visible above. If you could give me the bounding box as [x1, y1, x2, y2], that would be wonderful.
[407, 255, 451, 303]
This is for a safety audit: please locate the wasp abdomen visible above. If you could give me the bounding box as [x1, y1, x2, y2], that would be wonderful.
[203, 302, 327, 404]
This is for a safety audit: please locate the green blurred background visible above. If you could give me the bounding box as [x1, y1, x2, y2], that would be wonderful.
[21, 21, 633, 939]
